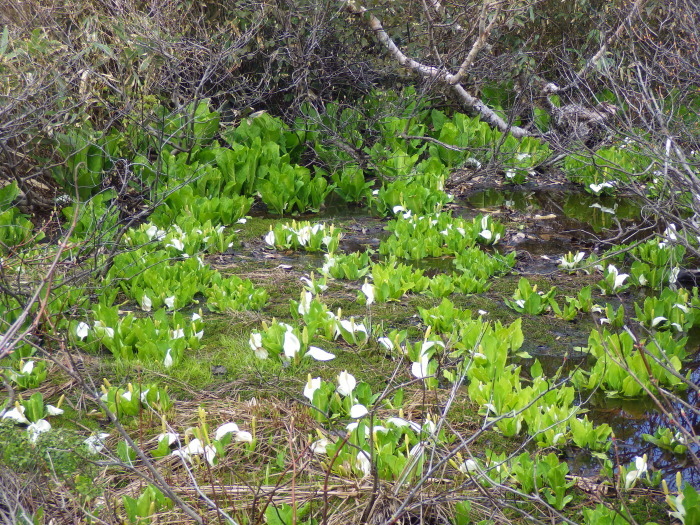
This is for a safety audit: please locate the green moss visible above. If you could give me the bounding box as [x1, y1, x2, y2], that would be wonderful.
[0, 420, 101, 490]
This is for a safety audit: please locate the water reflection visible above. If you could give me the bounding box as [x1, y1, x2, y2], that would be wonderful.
[464, 188, 643, 234]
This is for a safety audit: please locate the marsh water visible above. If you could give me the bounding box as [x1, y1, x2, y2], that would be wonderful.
[251, 187, 699, 488]
[463, 188, 699, 489]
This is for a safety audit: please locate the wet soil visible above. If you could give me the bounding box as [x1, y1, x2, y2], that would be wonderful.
[223, 181, 699, 489]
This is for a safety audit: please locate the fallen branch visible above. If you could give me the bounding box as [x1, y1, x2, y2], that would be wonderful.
[341, 0, 531, 138]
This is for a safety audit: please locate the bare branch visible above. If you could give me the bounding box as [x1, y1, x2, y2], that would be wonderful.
[342, 0, 531, 138]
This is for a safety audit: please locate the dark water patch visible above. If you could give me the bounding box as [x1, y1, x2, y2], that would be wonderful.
[516, 345, 590, 378]
[248, 196, 377, 222]
[462, 188, 644, 235]
[585, 396, 700, 490]
[575, 351, 700, 490]
[404, 256, 457, 276]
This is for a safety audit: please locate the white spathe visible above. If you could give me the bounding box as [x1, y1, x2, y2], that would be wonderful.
[157, 432, 178, 446]
[204, 444, 217, 466]
[21, 361, 34, 375]
[459, 459, 478, 474]
[336, 371, 356, 397]
[310, 438, 330, 454]
[361, 281, 374, 305]
[142, 294, 152, 312]
[298, 291, 313, 315]
[27, 419, 52, 443]
[249, 332, 268, 359]
[350, 404, 369, 418]
[283, 330, 301, 358]
[46, 405, 64, 416]
[306, 346, 335, 361]
[234, 431, 253, 443]
[163, 348, 173, 368]
[185, 438, 204, 455]
[84, 433, 110, 454]
[356, 450, 371, 477]
[215, 422, 240, 441]
[76, 322, 90, 340]
[303, 376, 322, 401]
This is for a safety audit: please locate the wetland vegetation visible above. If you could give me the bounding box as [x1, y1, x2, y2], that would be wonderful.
[1, 0, 699, 524]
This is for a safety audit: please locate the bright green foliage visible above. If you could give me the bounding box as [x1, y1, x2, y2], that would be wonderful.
[204, 273, 269, 313]
[552, 285, 593, 320]
[154, 183, 252, 226]
[564, 144, 654, 195]
[370, 258, 430, 301]
[597, 264, 630, 295]
[505, 278, 557, 315]
[250, 317, 339, 364]
[370, 146, 422, 179]
[264, 220, 342, 252]
[330, 165, 373, 204]
[257, 164, 333, 215]
[633, 287, 697, 332]
[264, 502, 312, 525]
[123, 218, 237, 256]
[509, 452, 539, 494]
[0, 182, 39, 253]
[122, 484, 173, 525]
[428, 111, 495, 167]
[450, 315, 611, 450]
[468, 362, 578, 445]
[380, 213, 507, 260]
[426, 273, 456, 297]
[404, 330, 444, 389]
[73, 305, 204, 367]
[100, 382, 171, 418]
[419, 298, 474, 335]
[569, 415, 612, 453]
[664, 475, 700, 525]
[0, 205, 35, 253]
[453, 247, 515, 279]
[571, 329, 688, 397]
[307, 372, 442, 483]
[537, 453, 575, 509]
[508, 452, 576, 509]
[62, 191, 118, 240]
[334, 317, 370, 346]
[451, 317, 524, 373]
[642, 427, 688, 455]
[321, 251, 372, 280]
[290, 291, 338, 341]
[111, 251, 211, 310]
[224, 111, 302, 159]
[381, 213, 476, 259]
[583, 504, 631, 524]
[210, 144, 269, 197]
[452, 500, 474, 525]
[305, 374, 376, 423]
[106, 240, 266, 313]
[6, 358, 47, 390]
[594, 302, 626, 328]
[625, 239, 685, 289]
[372, 178, 451, 217]
[20, 392, 57, 423]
